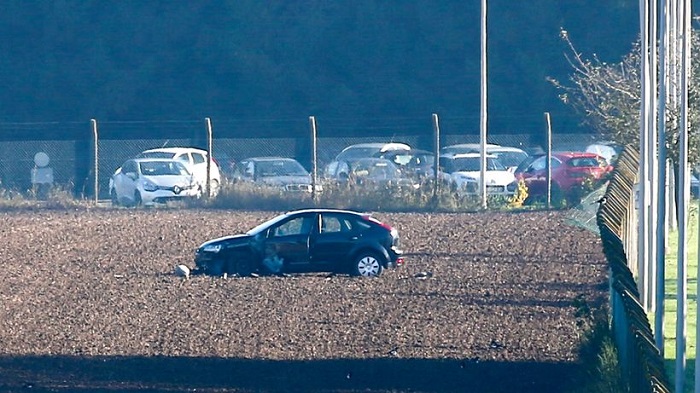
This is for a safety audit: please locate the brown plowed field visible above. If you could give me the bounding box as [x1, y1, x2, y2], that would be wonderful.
[0, 208, 608, 393]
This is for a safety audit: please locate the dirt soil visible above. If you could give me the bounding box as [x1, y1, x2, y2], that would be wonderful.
[0, 208, 609, 393]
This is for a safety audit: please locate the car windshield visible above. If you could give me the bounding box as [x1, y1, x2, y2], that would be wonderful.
[451, 157, 506, 172]
[568, 157, 606, 168]
[336, 147, 381, 161]
[492, 151, 528, 168]
[257, 160, 309, 177]
[351, 160, 400, 179]
[246, 213, 292, 235]
[139, 161, 190, 176]
[138, 152, 176, 159]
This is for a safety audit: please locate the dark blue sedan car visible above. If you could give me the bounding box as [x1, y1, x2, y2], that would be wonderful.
[194, 209, 404, 277]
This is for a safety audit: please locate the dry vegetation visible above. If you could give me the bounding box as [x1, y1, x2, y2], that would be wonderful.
[0, 208, 608, 393]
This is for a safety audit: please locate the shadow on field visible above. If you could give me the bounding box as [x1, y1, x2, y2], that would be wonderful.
[0, 355, 579, 393]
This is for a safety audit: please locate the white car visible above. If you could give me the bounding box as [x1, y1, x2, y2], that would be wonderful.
[137, 147, 221, 197]
[324, 142, 411, 179]
[440, 153, 517, 196]
[109, 158, 201, 206]
[441, 143, 529, 172]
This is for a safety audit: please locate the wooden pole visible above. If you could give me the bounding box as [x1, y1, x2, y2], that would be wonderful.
[309, 116, 318, 204]
[205, 117, 213, 198]
[432, 113, 440, 202]
[91, 119, 99, 203]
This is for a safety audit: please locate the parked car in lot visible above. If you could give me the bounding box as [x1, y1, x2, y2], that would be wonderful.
[193, 208, 404, 277]
[324, 142, 411, 179]
[329, 157, 420, 190]
[585, 141, 623, 165]
[137, 147, 221, 197]
[374, 148, 436, 179]
[235, 156, 319, 192]
[439, 153, 517, 196]
[109, 158, 200, 206]
[440, 143, 529, 172]
[515, 151, 612, 205]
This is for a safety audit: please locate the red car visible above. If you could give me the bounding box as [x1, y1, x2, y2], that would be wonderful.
[515, 151, 612, 205]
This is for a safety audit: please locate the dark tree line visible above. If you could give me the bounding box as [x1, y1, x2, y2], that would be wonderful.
[0, 0, 638, 139]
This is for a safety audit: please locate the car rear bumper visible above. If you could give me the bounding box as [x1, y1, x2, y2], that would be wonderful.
[387, 246, 404, 268]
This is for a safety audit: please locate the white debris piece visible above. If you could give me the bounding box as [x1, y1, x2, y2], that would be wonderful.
[174, 264, 191, 279]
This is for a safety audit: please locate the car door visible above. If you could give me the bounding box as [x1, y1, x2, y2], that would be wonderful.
[113, 160, 139, 203]
[310, 213, 359, 268]
[520, 156, 547, 195]
[190, 151, 207, 183]
[263, 213, 315, 270]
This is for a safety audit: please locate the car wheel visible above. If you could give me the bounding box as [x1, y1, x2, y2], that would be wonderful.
[133, 191, 142, 207]
[110, 188, 120, 206]
[351, 251, 384, 277]
[227, 253, 254, 277]
[209, 179, 220, 198]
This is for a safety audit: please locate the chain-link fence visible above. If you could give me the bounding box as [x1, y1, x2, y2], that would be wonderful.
[0, 118, 601, 200]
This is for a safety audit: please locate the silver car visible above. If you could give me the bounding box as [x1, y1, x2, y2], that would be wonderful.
[237, 157, 319, 192]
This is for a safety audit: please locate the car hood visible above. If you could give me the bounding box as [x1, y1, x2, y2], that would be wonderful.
[142, 174, 196, 187]
[198, 233, 252, 249]
[259, 175, 311, 186]
[451, 170, 516, 186]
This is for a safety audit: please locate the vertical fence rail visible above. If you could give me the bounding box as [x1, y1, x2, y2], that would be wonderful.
[596, 145, 671, 392]
[91, 119, 99, 203]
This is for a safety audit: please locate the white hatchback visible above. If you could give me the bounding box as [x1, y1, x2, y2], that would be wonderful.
[137, 147, 222, 197]
[109, 158, 201, 206]
[440, 153, 517, 196]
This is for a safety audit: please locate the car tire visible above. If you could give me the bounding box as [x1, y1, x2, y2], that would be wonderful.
[133, 191, 142, 207]
[351, 251, 384, 277]
[209, 179, 220, 198]
[227, 253, 254, 277]
[110, 188, 119, 206]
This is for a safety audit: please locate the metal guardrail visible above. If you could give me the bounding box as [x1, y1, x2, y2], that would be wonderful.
[596, 145, 671, 393]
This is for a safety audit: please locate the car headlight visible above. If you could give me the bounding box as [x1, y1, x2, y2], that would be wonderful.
[142, 179, 158, 192]
[202, 244, 222, 253]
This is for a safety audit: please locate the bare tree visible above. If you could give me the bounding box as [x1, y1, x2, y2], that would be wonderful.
[548, 29, 700, 166]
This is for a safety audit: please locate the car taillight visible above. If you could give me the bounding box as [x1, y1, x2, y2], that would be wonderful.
[362, 214, 394, 232]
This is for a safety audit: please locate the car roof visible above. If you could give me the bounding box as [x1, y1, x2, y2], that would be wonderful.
[552, 151, 604, 159]
[349, 157, 397, 164]
[442, 152, 497, 159]
[241, 156, 300, 162]
[141, 147, 208, 154]
[284, 208, 369, 217]
[379, 148, 433, 156]
[129, 157, 184, 164]
[442, 143, 501, 150]
[341, 142, 411, 152]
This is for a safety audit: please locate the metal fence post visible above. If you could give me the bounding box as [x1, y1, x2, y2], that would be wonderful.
[432, 114, 440, 203]
[91, 119, 99, 203]
[309, 116, 318, 204]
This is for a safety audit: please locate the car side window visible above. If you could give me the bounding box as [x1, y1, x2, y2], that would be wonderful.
[175, 153, 190, 165]
[192, 153, 206, 165]
[272, 216, 313, 237]
[123, 161, 136, 174]
[529, 157, 546, 172]
[320, 215, 343, 234]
